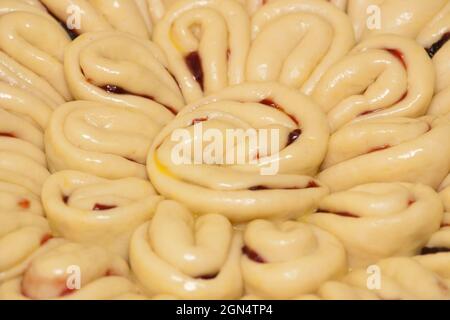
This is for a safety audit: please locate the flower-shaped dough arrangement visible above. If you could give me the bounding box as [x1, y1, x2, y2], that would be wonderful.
[0, 0, 449, 300]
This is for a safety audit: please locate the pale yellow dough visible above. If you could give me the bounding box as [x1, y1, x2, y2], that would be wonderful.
[423, 178, 450, 253]
[247, 0, 355, 94]
[0, 0, 448, 301]
[421, 3, 450, 116]
[45, 101, 165, 179]
[0, 10, 72, 100]
[0, 4, 65, 107]
[42, 170, 162, 259]
[308, 254, 450, 300]
[241, 219, 347, 299]
[153, 0, 250, 103]
[0, 240, 143, 300]
[348, 0, 448, 41]
[0, 212, 55, 283]
[147, 83, 330, 222]
[319, 116, 450, 191]
[39, 0, 152, 38]
[312, 35, 434, 132]
[130, 200, 244, 299]
[306, 182, 443, 268]
[0, 136, 49, 196]
[0, 82, 53, 151]
[64, 31, 184, 117]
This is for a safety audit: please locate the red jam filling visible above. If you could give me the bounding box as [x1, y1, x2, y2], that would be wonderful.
[368, 144, 390, 153]
[426, 32, 450, 58]
[86, 79, 177, 115]
[385, 48, 407, 69]
[318, 209, 359, 218]
[287, 129, 302, 146]
[40, 234, 53, 245]
[242, 246, 266, 263]
[40, 2, 79, 40]
[248, 181, 319, 191]
[18, 199, 30, 209]
[191, 117, 208, 125]
[92, 203, 117, 211]
[259, 99, 299, 125]
[0, 132, 15, 138]
[185, 51, 204, 90]
[196, 273, 219, 280]
[420, 246, 450, 255]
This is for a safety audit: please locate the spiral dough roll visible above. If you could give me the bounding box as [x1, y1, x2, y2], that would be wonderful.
[64, 31, 184, 117]
[153, 0, 250, 103]
[130, 200, 243, 299]
[0, 212, 55, 283]
[420, 176, 450, 257]
[147, 83, 329, 222]
[348, 0, 448, 41]
[0, 10, 72, 100]
[318, 116, 450, 191]
[246, 0, 355, 94]
[39, 0, 152, 38]
[240, 0, 349, 14]
[337, 255, 450, 300]
[420, 3, 450, 116]
[45, 101, 165, 179]
[312, 35, 434, 132]
[0, 82, 53, 151]
[0, 137, 49, 196]
[298, 252, 450, 300]
[241, 219, 347, 299]
[307, 182, 443, 267]
[42, 170, 162, 259]
[0, 240, 142, 300]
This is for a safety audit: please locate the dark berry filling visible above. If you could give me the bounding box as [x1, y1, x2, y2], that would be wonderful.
[259, 99, 299, 125]
[287, 129, 302, 146]
[185, 51, 204, 90]
[0, 132, 15, 138]
[39, 1, 79, 40]
[191, 117, 208, 125]
[242, 246, 266, 263]
[426, 32, 450, 58]
[306, 180, 320, 188]
[84, 77, 177, 115]
[248, 180, 319, 191]
[124, 157, 140, 164]
[196, 273, 219, 280]
[368, 144, 391, 153]
[101, 84, 128, 95]
[420, 246, 450, 255]
[318, 209, 359, 218]
[92, 203, 117, 211]
[358, 108, 382, 117]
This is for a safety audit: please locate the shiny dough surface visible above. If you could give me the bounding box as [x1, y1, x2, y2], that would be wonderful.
[0, 0, 449, 301]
